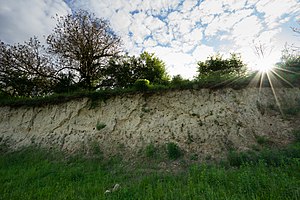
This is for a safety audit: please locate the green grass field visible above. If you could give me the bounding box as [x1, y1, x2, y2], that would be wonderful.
[1, 140, 300, 200]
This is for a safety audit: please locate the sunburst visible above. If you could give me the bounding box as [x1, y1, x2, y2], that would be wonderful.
[248, 57, 299, 117]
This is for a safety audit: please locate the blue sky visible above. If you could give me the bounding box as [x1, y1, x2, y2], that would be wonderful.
[0, 0, 299, 78]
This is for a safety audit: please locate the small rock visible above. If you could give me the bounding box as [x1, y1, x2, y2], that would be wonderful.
[112, 183, 120, 192]
[105, 190, 111, 194]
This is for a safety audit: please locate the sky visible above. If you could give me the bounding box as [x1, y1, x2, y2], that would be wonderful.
[0, 0, 299, 79]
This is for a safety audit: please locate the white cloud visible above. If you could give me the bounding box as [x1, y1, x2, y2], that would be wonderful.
[0, 0, 298, 79]
[110, 11, 132, 33]
[256, 0, 300, 29]
[0, 0, 70, 44]
[181, 0, 198, 12]
[230, 15, 264, 46]
[223, 0, 247, 11]
[192, 45, 215, 61]
[199, 1, 224, 16]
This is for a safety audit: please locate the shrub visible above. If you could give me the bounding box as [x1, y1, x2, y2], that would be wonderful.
[276, 47, 300, 86]
[145, 143, 156, 158]
[166, 142, 182, 160]
[293, 130, 300, 143]
[96, 122, 106, 130]
[255, 135, 272, 146]
[134, 79, 150, 91]
[227, 150, 256, 167]
[196, 53, 247, 87]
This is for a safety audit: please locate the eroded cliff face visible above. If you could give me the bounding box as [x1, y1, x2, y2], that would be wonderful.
[1, 88, 299, 159]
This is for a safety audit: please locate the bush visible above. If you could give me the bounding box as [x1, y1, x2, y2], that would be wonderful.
[166, 142, 182, 160]
[196, 53, 247, 85]
[145, 143, 156, 158]
[96, 122, 106, 130]
[293, 130, 300, 143]
[276, 47, 300, 86]
[134, 79, 150, 91]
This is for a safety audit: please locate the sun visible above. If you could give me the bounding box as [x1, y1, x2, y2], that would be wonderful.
[249, 57, 276, 73]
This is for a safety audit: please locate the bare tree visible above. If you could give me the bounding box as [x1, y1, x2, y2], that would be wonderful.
[47, 10, 122, 90]
[0, 37, 55, 96]
[252, 40, 273, 60]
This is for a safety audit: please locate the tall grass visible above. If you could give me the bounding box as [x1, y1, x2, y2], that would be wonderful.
[1, 142, 300, 200]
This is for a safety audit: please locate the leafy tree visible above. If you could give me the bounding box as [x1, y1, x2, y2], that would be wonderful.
[275, 45, 300, 86]
[104, 52, 170, 88]
[196, 53, 246, 82]
[171, 74, 190, 86]
[267, 21, 300, 87]
[0, 37, 54, 96]
[47, 10, 122, 90]
[139, 52, 170, 84]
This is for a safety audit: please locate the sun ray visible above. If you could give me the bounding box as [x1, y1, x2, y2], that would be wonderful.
[265, 71, 284, 116]
[270, 69, 294, 88]
[272, 66, 300, 75]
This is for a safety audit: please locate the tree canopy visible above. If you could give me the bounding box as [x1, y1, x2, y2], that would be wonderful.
[47, 10, 122, 90]
[0, 37, 54, 96]
[197, 53, 246, 77]
[104, 52, 170, 88]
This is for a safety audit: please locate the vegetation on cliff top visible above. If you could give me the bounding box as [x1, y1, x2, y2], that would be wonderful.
[0, 10, 299, 107]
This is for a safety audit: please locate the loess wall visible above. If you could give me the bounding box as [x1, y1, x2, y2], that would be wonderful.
[0, 88, 299, 159]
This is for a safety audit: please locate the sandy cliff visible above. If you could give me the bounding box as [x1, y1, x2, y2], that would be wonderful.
[1, 87, 299, 159]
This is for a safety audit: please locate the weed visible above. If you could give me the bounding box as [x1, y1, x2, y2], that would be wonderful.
[190, 153, 198, 161]
[187, 132, 194, 144]
[96, 122, 106, 130]
[283, 107, 300, 116]
[255, 135, 272, 146]
[145, 143, 156, 158]
[166, 142, 182, 160]
[293, 129, 300, 143]
[89, 140, 103, 157]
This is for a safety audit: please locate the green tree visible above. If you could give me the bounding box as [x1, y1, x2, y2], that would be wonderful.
[104, 52, 170, 88]
[275, 46, 300, 86]
[196, 53, 246, 83]
[47, 10, 122, 90]
[171, 74, 190, 87]
[139, 52, 170, 84]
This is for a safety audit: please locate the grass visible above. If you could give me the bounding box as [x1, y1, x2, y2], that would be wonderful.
[1, 138, 300, 200]
[166, 142, 182, 160]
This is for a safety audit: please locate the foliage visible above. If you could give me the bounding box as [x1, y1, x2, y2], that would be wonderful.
[170, 74, 190, 86]
[47, 10, 122, 90]
[226, 139, 300, 167]
[275, 46, 300, 86]
[293, 129, 300, 143]
[145, 143, 156, 158]
[104, 52, 170, 88]
[255, 135, 272, 146]
[166, 142, 182, 160]
[0, 37, 55, 96]
[196, 53, 247, 83]
[96, 122, 106, 130]
[139, 52, 170, 85]
[133, 79, 150, 91]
